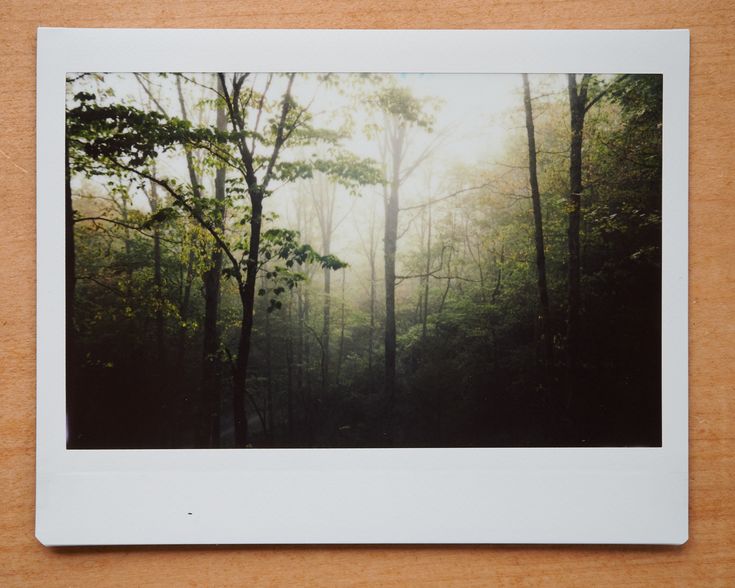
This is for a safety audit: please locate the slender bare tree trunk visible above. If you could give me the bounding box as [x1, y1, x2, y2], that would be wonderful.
[366, 207, 378, 395]
[175, 250, 195, 367]
[294, 190, 314, 440]
[336, 270, 347, 387]
[384, 125, 405, 406]
[522, 74, 553, 373]
[566, 74, 589, 386]
[422, 203, 432, 338]
[491, 245, 504, 303]
[148, 181, 165, 370]
[438, 213, 456, 314]
[321, 232, 332, 391]
[200, 75, 227, 447]
[303, 287, 313, 438]
[286, 294, 295, 442]
[65, 142, 75, 336]
[297, 287, 305, 406]
[174, 74, 222, 446]
[265, 279, 274, 442]
[143, 178, 169, 445]
[309, 175, 337, 394]
[65, 139, 79, 446]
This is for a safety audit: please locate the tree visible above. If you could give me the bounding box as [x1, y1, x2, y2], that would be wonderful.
[566, 73, 628, 385]
[216, 73, 379, 445]
[65, 121, 79, 443]
[200, 74, 227, 447]
[566, 74, 589, 378]
[367, 81, 437, 413]
[308, 172, 340, 391]
[522, 74, 552, 373]
[136, 72, 212, 444]
[355, 198, 381, 394]
[68, 73, 380, 446]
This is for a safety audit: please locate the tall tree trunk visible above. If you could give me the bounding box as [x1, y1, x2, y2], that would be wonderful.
[336, 270, 346, 387]
[200, 77, 227, 448]
[220, 72, 295, 448]
[294, 284, 313, 441]
[233, 307, 250, 447]
[368, 235, 376, 394]
[566, 74, 589, 383]
[233, 194, 264, 447]
[384, 125, 404, 405]
[362, 203, 378, 395]
[321, 234, 332, 392]
[119, 193, 135, 303]
[172, 248, 195, 447]
[176, 75, 203, 203]
[265, 284, 274, 442]
[149, 182, 165, 370]
[146, 179, 168, 445]
[438, 213, 455, 315]
[522, 74, 552, 373]
[286, 294, 295, 442]
[303, 287, 313, 440]
[384, 190, 398, 403]
[296, 287, 304, 407]
[174, 74, 220, 446]
[175, 250, 195, 368]
[65, 139, 79, 445]
[311, 176, 336, 394]
[491, 246, 504, 303]
[422, 203, 432, 339]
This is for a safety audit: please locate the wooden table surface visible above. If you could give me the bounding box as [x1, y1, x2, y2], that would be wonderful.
[1, 1, 733, 585]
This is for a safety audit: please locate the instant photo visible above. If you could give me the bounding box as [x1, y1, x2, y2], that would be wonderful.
[37, 29, 688, 545]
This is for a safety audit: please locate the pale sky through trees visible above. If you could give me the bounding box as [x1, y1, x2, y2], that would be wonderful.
[68, 72, 570, 292]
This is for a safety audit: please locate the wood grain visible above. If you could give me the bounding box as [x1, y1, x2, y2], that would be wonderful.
[1, 1, 733, 585]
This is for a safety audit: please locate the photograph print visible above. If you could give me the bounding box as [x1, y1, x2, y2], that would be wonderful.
[65, 71, 662, 449]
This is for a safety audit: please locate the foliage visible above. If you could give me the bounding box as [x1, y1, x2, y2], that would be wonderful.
[66, 73, 663, 449]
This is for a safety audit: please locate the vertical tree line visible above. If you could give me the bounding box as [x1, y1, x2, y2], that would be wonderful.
[522, 73, 552, 374]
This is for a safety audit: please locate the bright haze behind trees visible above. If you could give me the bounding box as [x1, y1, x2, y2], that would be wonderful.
[65, 72, 662, 449]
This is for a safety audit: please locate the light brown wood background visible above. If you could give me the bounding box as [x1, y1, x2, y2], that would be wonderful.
[1, 1, 733, 585]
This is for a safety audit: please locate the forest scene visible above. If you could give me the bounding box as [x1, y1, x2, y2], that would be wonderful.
[65, 72, 662, 449]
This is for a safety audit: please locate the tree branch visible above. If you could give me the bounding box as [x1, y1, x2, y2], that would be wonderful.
[110, 160, 243, 286]
[584, 74, 631, 113]
[134, 74, 169, 118]
[263, 73, 296, 192]
[219, 73, 258, 187]
[75, 216, 180, 244]
[251, 73, 273, 155]
[400, 182, 493, 212]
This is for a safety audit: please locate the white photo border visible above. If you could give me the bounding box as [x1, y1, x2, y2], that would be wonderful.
[36, 28, 689, 545]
